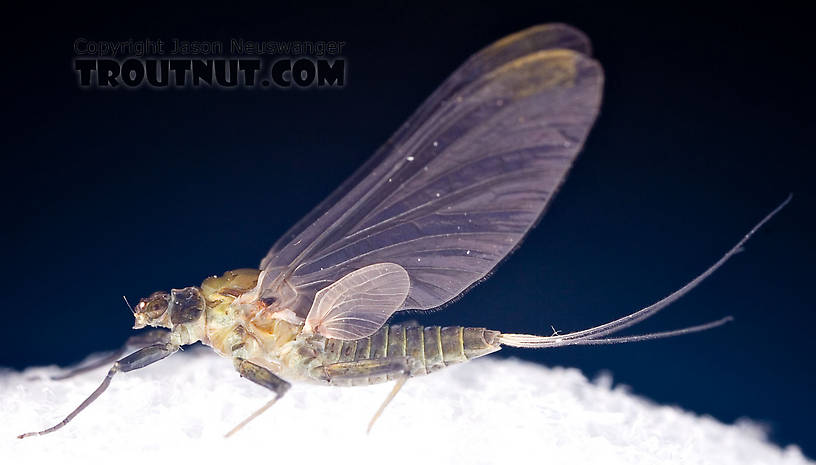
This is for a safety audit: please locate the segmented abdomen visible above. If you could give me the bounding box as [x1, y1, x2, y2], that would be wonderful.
[319, 324, 501, 386]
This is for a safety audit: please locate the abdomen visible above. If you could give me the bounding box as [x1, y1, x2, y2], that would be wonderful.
[315, 324, 501, 386]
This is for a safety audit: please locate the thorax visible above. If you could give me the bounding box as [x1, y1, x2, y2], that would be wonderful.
[199, 269, 304, 375]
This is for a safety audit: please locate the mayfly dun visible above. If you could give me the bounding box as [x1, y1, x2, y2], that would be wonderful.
[18, 23, 789, 439]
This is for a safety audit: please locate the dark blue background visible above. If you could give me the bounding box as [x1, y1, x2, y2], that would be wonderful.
[2, 2, 813, 456]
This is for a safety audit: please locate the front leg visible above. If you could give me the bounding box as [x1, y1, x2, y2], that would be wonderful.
[51, 329, 169, 381]
[18, 339, 178, 438]
[225, 358, 291, 438]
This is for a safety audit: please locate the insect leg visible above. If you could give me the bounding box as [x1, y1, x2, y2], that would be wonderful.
[367, 374, 409, 434]
[225, 359, 291, 438]
[18, 340, 179, 439]
[319, 357, 411, 380]
[51, 329, 169, 381]
[318, 357, 412, 433]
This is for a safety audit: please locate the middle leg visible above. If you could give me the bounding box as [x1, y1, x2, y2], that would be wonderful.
[225, 358, 291, 438]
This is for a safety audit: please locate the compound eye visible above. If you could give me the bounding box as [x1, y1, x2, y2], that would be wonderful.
[169, 287, 205, 324]
[139, 292, 170, 319]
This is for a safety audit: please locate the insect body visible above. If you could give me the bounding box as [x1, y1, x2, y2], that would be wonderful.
[140, 268, 500, 388]
[18, 23, 788, 438]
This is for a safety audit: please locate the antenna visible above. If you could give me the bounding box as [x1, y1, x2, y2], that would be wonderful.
[123, 295, 136, 315]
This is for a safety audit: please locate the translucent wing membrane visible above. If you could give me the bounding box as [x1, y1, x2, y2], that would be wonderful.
[261, 24, 592, 264]
[258, 24, 604, 319]
[304, 263, 410, 340]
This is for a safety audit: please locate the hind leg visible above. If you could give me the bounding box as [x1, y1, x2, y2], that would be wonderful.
[317, 357, 414, 433]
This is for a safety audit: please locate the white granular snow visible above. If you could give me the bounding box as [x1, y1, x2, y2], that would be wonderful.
[1, 347, 811, 465]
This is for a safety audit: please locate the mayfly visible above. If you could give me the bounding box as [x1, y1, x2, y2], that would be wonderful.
[19, 23, 788, 439]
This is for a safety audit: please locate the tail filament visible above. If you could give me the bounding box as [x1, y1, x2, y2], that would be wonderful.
[499, 196, 790, 349]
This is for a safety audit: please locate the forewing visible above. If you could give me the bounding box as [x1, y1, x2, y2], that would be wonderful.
[259, 25, 604, 318]
[261, 24, 592, 265]
[304, 263, 410, 340]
